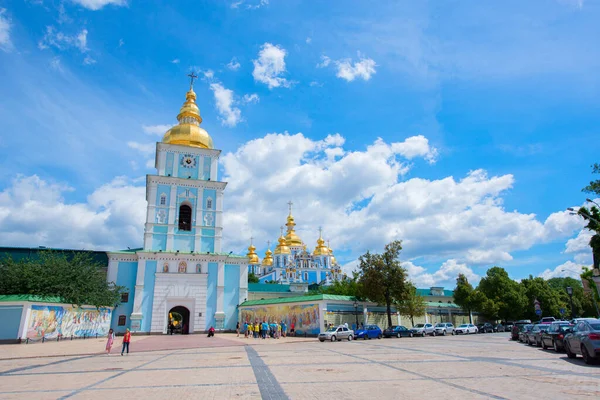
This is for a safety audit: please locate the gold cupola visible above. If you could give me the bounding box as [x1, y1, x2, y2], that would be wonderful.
[284, 202, 303, 247]
[328, 240, 337, 265]
[261, 248, 273, 266]
[274, 227, 291, 255]
[162, 76, 214, 149]
[246, 238, 259, 265]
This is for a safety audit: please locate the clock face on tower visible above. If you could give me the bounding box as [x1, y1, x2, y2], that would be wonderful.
[181, 154, 196, 168]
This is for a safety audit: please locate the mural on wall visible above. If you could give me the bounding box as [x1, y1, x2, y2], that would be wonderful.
[240, 303, 320, 335]
[26, 305, 112, 339]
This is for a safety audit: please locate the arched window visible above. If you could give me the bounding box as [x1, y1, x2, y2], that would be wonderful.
[206, 197, 213, 209]
[159, 193, 167, 206]
[304, 272, 308, 281]
[179, 204, 192, 231]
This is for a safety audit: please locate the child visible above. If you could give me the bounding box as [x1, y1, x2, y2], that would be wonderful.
[105, 328, 115, 355]
[121, 328, 131, 356]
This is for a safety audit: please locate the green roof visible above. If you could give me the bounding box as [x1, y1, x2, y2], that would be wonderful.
[0, 294, 66, 303]
[240, 294, 355, 306]
[248, 283, 291, 292]
[425, 301, 460, 309]
[416, 288, 454, 297]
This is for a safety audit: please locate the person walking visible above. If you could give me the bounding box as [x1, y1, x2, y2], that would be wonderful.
[105, 329, 115, 355]
[243, 322, 248, 338]
[120, 328, 131, 356]
[236, 321, 240, 337]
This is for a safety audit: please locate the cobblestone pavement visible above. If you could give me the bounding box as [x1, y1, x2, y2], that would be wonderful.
[0, 333, 599, 399]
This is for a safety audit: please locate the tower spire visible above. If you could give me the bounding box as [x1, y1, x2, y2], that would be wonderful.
[187, 72, 198, 90]
[287, 200, 293, 215]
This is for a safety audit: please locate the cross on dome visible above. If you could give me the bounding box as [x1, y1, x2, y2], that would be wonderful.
[187, 72, 198, 90]
[287, 201, 293, 215]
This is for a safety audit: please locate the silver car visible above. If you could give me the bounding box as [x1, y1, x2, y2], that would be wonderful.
[319, 325, 354, 342]
[564, 318, 600, 365]
[434, 323, 455, 336]
[412, 323, 435, 337]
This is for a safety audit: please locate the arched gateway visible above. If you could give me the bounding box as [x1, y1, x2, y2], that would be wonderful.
[168, 306, 190, 334]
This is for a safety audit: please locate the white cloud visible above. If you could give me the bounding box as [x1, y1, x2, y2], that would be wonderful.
[209, 83, 242, 127]
[231, 0, 268, 9]
[127, 141, 154, 157]
[171, 58, 180, 64]
[49, 56, 63, 72]
[317, 55, 331, 68]
[539, 260, 587, 280]
[465, 249, 512, 265]
[0, 8, 13, 52]
[68, 0, 127, 11]
[252, 43, 293, 89]
[390, 135, 438, 164]
[83, 55, 96, 65]
[336, 56, 377, 82]
[202, 69, 214, 80]
[227, 57, 241, 71]
[306, 37, 312, 44]
[566, 229, 593, 254]
[243, 93, 260, 104]
[0, 175, 145, 250]
[142, 125, 171, 136]
[405, 259, 480, 288]
[118, 39, 124, 47]
[309, 81, 323, 87]
[39, 27, 89, 53]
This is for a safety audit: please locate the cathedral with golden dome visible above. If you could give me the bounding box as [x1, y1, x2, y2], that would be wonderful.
[246, 203, 344, 285]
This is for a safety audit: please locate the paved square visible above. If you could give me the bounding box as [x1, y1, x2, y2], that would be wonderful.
[0, 333, 598, 399]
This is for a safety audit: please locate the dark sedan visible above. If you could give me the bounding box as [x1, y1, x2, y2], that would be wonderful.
[477, 323, 494, 333]
[383, 325, 414, 338]
[526, 324, 551, 346]
[564, 319, 600, 365]
[518, 324, 533, 343]
[512, 320, 532, 341]
[541, 323, 573, 352]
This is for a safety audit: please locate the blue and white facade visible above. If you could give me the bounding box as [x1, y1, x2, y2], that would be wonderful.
[107, 85, 248, 334]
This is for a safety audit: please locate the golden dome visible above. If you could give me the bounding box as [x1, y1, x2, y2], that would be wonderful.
[261, 248, 273, 266]
[162, 88, 214, 149]
[285, 214, 303, 247]
[328, 247, 337, 265]
[274, 235, 291, 255]
[313, 236, 330, 256]
[246, 242, 259, 265]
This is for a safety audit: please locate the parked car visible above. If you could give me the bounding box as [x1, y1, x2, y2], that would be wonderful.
[355, 325, 383, 340]
[454, 324, 478, 334]
[518, 324, 534, 343]
[412, 323, 435, 336]
[526, 324, 551, 346]
[318, 325, 354, 342]
[564, 318, 600, 365]
[477, 323, 494, 333]
[493, 324, 504, 332]
[511, 320, 532, 341]
[540, 322, 573, 352]
[383, 325, 413, 338]
[434, 323, 454, 336]
[539, 317, 557, 324]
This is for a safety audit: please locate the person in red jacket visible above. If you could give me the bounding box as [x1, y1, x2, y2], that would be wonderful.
[121, 328, 131, 356]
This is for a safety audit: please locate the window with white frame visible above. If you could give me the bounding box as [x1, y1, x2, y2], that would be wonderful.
[159, 193, 167, 206]
[206, 197, 213, 209]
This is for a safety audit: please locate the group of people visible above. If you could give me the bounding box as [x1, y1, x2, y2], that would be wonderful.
[104, 328, 131, 356]
[238, 320, 294, 339]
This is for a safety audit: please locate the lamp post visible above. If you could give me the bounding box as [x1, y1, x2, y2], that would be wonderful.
[438, 306, 442, 323]
[353, 300, 359, 329]
[566, 286, 575, 319]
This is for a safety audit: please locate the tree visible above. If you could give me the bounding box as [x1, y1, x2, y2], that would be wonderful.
[477, 267, 527, 322]
[248, 272, 259, 283]
[548, 276, 599, 318]
[319, 272, 363, 298]
[519, 276, 564, 320]
[397, 283, 426, 326]
[582, 163, 600, 196]
[0, 251, 124, 307]
[453, 274, 482, 323]
[357, 240, 408, 328]
[580, 163, 600, 269]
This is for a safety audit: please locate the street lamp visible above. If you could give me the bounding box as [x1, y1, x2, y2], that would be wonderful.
[566, 286, 575, 319]
[353, 300, 359, 329]
[438, 306, 442, 323]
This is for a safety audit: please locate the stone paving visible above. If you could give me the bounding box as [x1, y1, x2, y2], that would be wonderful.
[0, 333, 598, 399]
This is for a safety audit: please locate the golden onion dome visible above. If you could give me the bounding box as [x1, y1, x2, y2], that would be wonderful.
[274, 235, 291, 255]
[285, 214, 303, 247]
[261, 248, 273, 266]
[328, 247, 337, 265]
[246, 243, 259, 265]
[162, 87, 214, 149]
[313, 236, 330, 256]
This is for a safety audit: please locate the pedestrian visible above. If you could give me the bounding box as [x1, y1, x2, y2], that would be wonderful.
[290, 322, 295, 336]
[254, 322, 259, 338]
[105, 328, 115, 355]
[243, 322, 248, 338]
[344, 322, 349, 329]
[207, 326, 215, 337]
[169, 322, 174, 335]
[120, 328, 131, 356]
[277, 323, 281, 339]
[281, 321, 287, 338]
[236, 321, 240, 337]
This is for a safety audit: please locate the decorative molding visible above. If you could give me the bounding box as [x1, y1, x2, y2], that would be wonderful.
[147, 175, 227, 190]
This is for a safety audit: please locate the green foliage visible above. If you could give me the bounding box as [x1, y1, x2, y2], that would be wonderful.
[582, 163, 600, 196]
[356, 240, 408, 328]
[477, 267, 527, 321]
[248, 272, 259, 283]
[396, 283, 426, 326]
[548, 276, 598, 318]
[0, 251, 124, 308]
[319, 272, 363, 298]
[453, 274, 485, 323]
[520, 276, 565, 320]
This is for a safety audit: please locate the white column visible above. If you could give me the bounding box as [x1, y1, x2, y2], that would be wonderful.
[131, 259, 146, 317]
[146, 183, 158, 223]
[166, 185, 177, 251]
[239, 262, 248, 305]
[210, 156, 218, 181]
[107, 258, 119, 284]
[194, 187, 204, 251]
[172, 153, 180, 178]
[214, 261, 226, 329]
[158, 149, 167, 175]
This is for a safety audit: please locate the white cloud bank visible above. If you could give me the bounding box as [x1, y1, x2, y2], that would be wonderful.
[209, 83, 242, 127]
[252, 43, 293, 89]
[318, 54, 377, 82]
[68, 0, 127, 11]
[0, 8, 12, 52]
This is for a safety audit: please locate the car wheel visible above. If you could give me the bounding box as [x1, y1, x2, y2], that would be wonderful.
[331, 335, 336, 342]
[363, 334, 368, 340]
[442, 330, 446, 336]
[542, 340, 547, 349]
[397, 332, 401, 338]
[432, 331, 436, 337]
[565, 342, 576, 359]
[409, 332, 413, 338]
[553, 340, 560, 353]
[536, 339, 542, 347]
[581, 345, 594, 365]
[378, 334, 382, 339]
[451, 331, 455, 336]
[319, 339, 324, 342]
[348, 335, 353, 341]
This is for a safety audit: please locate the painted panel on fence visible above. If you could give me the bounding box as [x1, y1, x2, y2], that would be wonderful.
[240, 303, 320, 335]
[26, 305, 112, 339]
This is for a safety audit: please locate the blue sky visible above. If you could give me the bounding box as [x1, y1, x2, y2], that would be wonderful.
[1, 0, 599, 288]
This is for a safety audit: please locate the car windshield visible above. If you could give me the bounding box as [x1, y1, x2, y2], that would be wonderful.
[458, 324, 468, 328]
[414, 324, 424, 328]
[435, 323, 444, 327]
[590, 323, 600, 330]
[387, 326, 398, 330]
[326, 327, 337, 332]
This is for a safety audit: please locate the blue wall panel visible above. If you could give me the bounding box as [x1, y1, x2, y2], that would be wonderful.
[141, 261, 157, 332]
[152, 234, 167, 251]
[321, 271, 327, 282]
[0, 305, 23, 341]
[201, 237, 215, 253]
[173, 235, 194, 252]
[111, 261, 138, 333]
[206, 262, 218, 330]
[203, 156, 211, 180]
[223, 265, 240, 330]
[165, 153, 174, 176]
